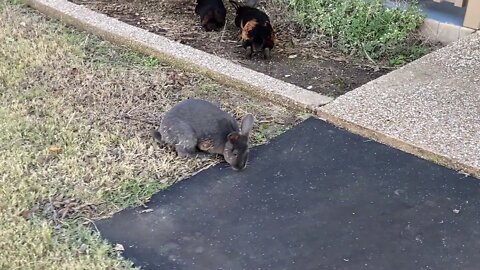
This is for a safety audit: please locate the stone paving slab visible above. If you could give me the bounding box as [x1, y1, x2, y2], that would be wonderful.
[26, 0, 333, 111]
[319, 32, 480, 178]
[96, 117, 480, 270]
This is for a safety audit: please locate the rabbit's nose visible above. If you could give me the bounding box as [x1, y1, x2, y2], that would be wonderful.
[232, 162, 247, 171]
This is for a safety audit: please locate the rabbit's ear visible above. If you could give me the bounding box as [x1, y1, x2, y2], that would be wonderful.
[228, 132, 240, 142]
[240, 114, 254, 135]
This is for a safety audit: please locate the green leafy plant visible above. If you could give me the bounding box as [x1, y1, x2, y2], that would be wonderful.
[286, 0, 426, 64]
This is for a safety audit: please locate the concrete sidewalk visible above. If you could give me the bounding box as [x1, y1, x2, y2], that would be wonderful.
[320, 32, 480, 178]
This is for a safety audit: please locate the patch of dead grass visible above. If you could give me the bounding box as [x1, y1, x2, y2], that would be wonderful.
[0, 2, 305, 268]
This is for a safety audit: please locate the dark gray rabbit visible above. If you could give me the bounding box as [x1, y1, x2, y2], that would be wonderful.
[152, 99, 254, 171]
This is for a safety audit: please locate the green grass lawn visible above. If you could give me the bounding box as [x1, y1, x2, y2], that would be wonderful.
[0, 3, 302, 268]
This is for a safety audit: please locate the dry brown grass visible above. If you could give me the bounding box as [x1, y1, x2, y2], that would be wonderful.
[0, 2, 305, 268]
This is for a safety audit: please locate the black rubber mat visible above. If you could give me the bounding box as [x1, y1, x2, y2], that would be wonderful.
[96, 117, 480, 270]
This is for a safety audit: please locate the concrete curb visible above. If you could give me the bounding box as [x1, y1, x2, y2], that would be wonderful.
[25, 0, 333, 112]
[420, 18, 477, 45]
[316, 111, 480, 179]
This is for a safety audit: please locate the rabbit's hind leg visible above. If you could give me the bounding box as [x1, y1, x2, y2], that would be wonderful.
[175, 144, 197, 159]
[176, 140, 211, 161]
[172, 122, 199, 159]
[174, 132, 198, 159]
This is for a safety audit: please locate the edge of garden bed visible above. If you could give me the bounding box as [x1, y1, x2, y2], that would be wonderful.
[25, 0, 333, 113]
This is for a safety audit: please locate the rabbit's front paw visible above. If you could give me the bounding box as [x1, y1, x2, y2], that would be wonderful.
[195, 153, 212, 161]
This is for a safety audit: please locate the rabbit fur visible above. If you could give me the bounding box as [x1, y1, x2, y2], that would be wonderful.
[230, 0, 275, 59]
[152, 99, 254, 171]
[195, 0, 227, 31]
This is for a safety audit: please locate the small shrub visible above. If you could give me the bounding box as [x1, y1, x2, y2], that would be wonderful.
[286, 0, 426, 63]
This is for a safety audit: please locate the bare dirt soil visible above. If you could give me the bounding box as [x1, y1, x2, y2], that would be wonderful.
[70, 0, 390, 97]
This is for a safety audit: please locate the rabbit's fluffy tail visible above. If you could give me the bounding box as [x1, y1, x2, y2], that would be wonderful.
[151, 128, 163, 143]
